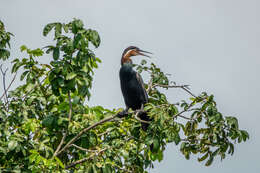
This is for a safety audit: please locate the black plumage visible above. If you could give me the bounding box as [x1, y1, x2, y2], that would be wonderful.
[119, 46, 152, 130]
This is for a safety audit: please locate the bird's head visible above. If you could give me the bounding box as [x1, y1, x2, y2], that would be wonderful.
[121, 46, 152, 65]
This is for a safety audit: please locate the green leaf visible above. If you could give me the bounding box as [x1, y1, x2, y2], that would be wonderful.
[141, 59, 147, 65]
[25, 83, 34, 92]
[157, 150, 164, 162]
[62, 24, 69, 33]
[228, 143, 234, 155]
[8, 140, 18, 150]
[20, 45, 27, 52]
[66, 72, 77, 80]
[205, 155, 214, 166]
[102, 165, 112, 173]
[174, 133, 181, 145]
[42, 115, 55, 128]
[20, 70, 29, 81]
[198, 152, 209, 162]
[55, 157, 65, 168]
[89, 30, 100, 48]
[43, 23, 56, 36]
[152, 137, 160, 152]
[54, 23, 62, 38]
[53, 47, 60, 60]
[0, 48, 10, 60]
[240, 130, 249, 141]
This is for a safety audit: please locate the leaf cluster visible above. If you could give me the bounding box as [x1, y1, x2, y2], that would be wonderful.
[0, 20, 13, 60]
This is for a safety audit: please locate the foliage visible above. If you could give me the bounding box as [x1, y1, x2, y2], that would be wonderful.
[0, 19, 249, 172]
[0, 20, 13, 60]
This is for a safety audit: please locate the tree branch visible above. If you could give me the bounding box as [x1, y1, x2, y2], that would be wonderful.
[146, 78, 153, 93]
[65, 148, 108, 169]
[68, 92, 72, 122]
[53, 132, 66, 157]
[71, 144, 97, 152]
[21, 76, 48, 100]
[65, 137, 134, 170]
[153, 84, 197, 98]
[175, 112, 193, 121]
[0, 64, 8, 103]
[173, 106, 197, 121]
[134, 110, 150, 124]
[56, 114, 118, 156]
[112, 165, 132, 173]
[0, 71, 17, 101]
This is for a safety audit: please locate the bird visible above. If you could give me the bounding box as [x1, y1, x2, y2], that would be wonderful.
[119, 46, 152, 131]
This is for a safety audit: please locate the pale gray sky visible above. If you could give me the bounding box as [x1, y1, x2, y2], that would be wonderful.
[0, 0, 259, 172]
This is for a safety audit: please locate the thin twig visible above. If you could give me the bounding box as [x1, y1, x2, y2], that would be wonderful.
[0, 64, 8, 103]
[146, 78, 153, 93]
[57, 107, 156, 156]
[71, 144, 96, 152]
[66, 137, 134, 170]
[153, 84, 197, 98]
[21, 76, 47, 100]
[68, 92, 72, 121]
[98, 128, 114, 137]
[53, 132, 67, 157]
[173, 105, 195, 121]
[56, 114, 118, 156]
[134, 110, 150, 124]
[177, 114, 193, 121]
[182, 87, 197, 98]
[112, 165, 132, 173]
[0, 72, 17, 100]
[65, 148, 108, 169]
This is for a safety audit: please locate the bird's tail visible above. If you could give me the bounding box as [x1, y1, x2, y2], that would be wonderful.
[139, 112, 155, 151]
[139, 111, 151, 131]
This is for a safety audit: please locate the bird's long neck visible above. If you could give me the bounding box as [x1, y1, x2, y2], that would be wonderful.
[121, 54, 133, 66]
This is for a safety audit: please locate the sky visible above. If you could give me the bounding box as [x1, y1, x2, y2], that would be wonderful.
[0, 0, 259, 172]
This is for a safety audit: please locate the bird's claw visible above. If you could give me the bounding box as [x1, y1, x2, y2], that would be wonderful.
[117, 110, 129, 118]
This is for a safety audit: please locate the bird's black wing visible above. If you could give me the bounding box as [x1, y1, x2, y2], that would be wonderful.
[136, 72, 148, 103]
[136, 72, 150, 131]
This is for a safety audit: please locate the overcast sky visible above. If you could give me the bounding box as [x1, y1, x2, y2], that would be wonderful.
[0, 0, 259, 172]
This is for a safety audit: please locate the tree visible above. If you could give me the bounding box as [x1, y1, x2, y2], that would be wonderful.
[0, 19, 249, 172]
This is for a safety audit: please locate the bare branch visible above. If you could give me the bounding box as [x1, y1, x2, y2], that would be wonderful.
[153, 83, 197, 98]
[56, 114, 118, 156]
[176, 113, 193, 121]
[65, 148, 108, 169]
[134, 110, 150, 124]
[68, 92, 72, 122]
[112, 165, 132, 173]
[146, 78, 153, 93]
[53, 132, 66, 157]
[173, 105, 196, 121]
[66, 137, 134, 170]
[0, 64, 8, 103]
[21, 76, 48, 100]
[71, 144, 96, 152]
[0, 71, 17, 101]
[98, 128, 114, 137]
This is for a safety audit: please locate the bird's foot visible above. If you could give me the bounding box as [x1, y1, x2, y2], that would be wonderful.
[117, 110, 129, 118]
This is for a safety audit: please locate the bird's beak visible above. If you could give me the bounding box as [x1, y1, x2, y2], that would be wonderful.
[138, 49, 153, 58]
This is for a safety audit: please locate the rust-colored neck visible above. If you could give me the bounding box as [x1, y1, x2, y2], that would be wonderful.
[121, 55, 132, 66]
[121, 49, 134, 65]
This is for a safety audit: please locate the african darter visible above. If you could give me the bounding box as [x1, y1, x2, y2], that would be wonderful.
[119, 46, 152, 131]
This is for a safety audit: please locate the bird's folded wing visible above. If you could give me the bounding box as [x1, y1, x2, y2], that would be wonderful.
[136, 72, 148, 103]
